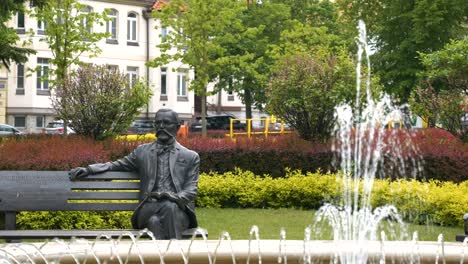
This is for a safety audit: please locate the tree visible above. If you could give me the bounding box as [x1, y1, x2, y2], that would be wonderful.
[267, 49, 356, 141]
[150, 0, 245, 136]
[336, 0, 467, 103]
[217, 1, 292, 119]
[410, 38, 468, 139]
[51, 65, 151, 140]
[33, 0, 109, 133]
[0, 0, 46, 69]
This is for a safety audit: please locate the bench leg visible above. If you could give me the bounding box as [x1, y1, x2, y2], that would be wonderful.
[4, 211, 20, 243]
[5, 211, 16, 230]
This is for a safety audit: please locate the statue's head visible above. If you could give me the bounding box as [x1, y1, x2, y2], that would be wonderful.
[154, 109, 181, 143]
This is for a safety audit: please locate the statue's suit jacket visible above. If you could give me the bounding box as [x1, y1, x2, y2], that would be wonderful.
[87, 141, 200, 229]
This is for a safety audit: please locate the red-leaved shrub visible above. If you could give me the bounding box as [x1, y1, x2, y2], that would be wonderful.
[0, 129, 466, 182]
[0, 135, 109, 170]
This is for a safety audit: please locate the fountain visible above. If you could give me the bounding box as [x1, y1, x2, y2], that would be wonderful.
[1, 21, 467, 264]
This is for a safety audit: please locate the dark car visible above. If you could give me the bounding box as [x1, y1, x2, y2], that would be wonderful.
[190, 114, 246, 132]
[125, 120, 155, 135]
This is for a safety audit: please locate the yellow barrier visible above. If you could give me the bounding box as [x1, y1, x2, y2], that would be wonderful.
[227, 118, 293, 138]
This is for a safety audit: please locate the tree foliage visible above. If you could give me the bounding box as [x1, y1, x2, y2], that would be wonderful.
[410, 38, 468, 139]
[51, 65, 151, 140]
[267, 49, 356, 141]
[217, 1, 291, 119]
[336, 0, 468, 103]
[0, 0, 46, 69]
[150, 0, 245, 136]
[33, 0, 109, 86]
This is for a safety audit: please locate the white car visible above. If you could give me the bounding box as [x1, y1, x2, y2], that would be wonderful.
[43, 120, 75, 135]
[0, 124, 23, 137]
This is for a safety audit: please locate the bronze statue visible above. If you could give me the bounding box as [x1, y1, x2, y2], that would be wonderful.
[69, 109, 200, 239]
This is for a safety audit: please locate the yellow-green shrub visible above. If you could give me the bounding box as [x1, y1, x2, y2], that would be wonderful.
[197, 169, 467, 227]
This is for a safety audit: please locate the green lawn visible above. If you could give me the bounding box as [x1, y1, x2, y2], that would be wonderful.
[0, 209, 462, 243]
[196, 208, 463, 242]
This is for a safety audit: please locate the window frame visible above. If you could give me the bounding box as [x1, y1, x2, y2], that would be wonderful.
[127, 66, 138, 87]
[36, 58, 50, 93]
[161, 26, 168, 39]
[16, 64, 25, 95]
[81, 6, 93, 33]
[14, 116, 26, 128]
[177, 70, 188, 97]
[106, 9, 118, 42]
[36, 116, 45, 128]
[160, 67, 167, 96]
[16, 12, 25, 34]
[127, 12, 138, 43]
[37, 19, 46, 34]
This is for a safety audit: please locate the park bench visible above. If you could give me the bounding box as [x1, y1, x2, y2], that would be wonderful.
[0, 171, 207, 241]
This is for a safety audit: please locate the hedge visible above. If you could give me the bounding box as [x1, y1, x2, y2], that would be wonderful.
[12, 170, 468, 230]
[0, 129, 466, 182]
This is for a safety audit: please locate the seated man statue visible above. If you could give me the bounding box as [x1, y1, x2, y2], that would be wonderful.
[69, 109, 200, 239]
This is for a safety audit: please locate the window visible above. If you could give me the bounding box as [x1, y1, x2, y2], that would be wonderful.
[36, 116, 45, 128]
[177, 70, 188, 97]
[16, 64, 25, 95]
[227, 91, 234, 101]
[106, 9, 118, 44]
[161, 68, 167, 95]
[14, 116, 26, 128]
[37, 58, 49, 94]
[127, 66, 138, 87]
[161, 26, 167, 39]
[17, 12, 25, 34]
[37, 20, 46, 35]
[81, 6, 92, 33]
[107, 64, 119, 72]
[227, 77, 234, 101]
[127, 13, 138, 43]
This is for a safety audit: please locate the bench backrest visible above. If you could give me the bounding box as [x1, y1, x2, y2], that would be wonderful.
[0, 171, 140, 212]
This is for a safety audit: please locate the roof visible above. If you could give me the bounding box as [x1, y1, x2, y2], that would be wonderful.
[152, 0, 169, 10]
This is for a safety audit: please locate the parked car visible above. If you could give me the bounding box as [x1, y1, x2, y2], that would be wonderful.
[190, 114, 246, 132]
[0, 124, 23, 137]
[125, 120, 155, 135]
[190, 118, 203, 132]
[43, 120, 75, 135]
[270, 122, 292, 131]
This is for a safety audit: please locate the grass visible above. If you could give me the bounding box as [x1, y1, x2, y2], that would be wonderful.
[0, 209, 462, 243]
[196, 208, 463, 242]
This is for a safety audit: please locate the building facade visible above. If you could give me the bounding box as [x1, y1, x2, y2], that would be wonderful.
[2, 0, 267, 133]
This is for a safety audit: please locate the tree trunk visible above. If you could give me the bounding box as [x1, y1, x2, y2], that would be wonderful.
[216, 90, 222, 114]
[244, 86, 252, 119]
[201, 93, 207, 137]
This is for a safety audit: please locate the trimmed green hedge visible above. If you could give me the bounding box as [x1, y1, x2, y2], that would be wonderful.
[13, 170, 468, 230]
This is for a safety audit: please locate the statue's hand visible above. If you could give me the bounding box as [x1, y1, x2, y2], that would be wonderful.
[160, 192, 185, 208]
[69, 167, 90, 181]
[159, 192, 178, 201]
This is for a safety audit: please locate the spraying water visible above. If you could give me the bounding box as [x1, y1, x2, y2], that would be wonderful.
[314, 20, 423, 263]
